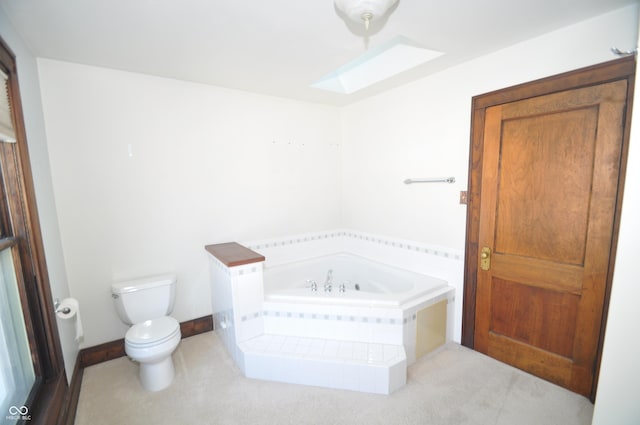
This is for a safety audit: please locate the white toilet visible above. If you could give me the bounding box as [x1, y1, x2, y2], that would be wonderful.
[111, 274, 181, 391]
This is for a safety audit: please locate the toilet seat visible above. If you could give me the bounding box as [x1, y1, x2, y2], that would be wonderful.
[126, 316, 180, 348]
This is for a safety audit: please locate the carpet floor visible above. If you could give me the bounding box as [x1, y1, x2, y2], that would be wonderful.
[74, 331, 593, 425]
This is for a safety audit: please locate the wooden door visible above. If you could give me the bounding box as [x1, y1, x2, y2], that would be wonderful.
[463, 58, 635, 399]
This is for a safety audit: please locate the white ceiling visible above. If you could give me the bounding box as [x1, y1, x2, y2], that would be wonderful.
[1, 0, 636, 105]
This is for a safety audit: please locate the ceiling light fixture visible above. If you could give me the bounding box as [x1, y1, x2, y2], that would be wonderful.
[334, 0, 399, 31]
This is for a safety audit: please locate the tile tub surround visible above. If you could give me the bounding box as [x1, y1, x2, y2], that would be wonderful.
[246, 229, 460, 348]
[244, 229, 463, 268]
[245, 229, 464, 342]
[206, 243, 265, 368]
[261, 292, 454, 366]
[205, 231, 457, 394]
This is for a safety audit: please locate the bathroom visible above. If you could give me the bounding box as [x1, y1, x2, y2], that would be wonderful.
[0, 1, 639, 424]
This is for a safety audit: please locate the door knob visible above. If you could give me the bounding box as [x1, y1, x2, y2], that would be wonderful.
[480, 247, 491, 270]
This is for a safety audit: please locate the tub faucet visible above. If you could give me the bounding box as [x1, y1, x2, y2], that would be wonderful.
[324, 269, 333, 292]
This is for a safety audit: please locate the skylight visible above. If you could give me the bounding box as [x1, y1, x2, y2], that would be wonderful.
[311, 36, 443, 94]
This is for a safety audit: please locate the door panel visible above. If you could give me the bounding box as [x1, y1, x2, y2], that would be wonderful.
[489, 278, 579, 358]
[473, 80, 627, 396]
[496, 107, 597, 264]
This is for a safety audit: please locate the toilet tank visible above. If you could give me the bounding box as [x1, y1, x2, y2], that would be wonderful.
[111, 274, 177, 325]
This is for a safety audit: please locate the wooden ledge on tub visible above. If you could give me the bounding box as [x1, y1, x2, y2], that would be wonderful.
[205, 242, 265, 267]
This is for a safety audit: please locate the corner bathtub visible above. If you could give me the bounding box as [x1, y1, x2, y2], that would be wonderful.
[263, 253, 450, 308]
[261, 253, 454, 365]
[207, 239, 455, 394]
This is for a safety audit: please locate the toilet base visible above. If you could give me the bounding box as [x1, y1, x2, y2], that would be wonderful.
[138, 355, 175, 391]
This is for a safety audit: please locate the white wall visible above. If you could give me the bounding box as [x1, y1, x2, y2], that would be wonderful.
[341, 4, 639, 422]
[341, 4, 639, 250]
[37, 61, 342, 347]
[591, 10, 640, 425]
[0, 10, 76, 383]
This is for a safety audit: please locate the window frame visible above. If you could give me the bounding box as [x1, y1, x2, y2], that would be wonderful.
[1, 37, 67, 425]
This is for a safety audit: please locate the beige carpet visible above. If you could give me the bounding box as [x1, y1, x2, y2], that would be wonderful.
[75, 332, 593, 425]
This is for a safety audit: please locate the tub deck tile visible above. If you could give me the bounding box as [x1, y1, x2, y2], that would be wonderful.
[238, 334, 407, 394]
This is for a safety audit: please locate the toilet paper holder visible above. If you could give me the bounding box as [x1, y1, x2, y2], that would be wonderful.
[53, 298, 71, 315]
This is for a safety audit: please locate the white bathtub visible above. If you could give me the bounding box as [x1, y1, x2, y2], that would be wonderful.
[264, 253, 450, 308]
[209, 233, 457, 393]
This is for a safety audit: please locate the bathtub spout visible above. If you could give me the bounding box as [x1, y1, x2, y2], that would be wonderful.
[324, 270, 333, 292]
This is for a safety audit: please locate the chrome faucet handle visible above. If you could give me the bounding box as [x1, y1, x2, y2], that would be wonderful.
[306, 279, 318, 292]
[339, 283, 346, 293]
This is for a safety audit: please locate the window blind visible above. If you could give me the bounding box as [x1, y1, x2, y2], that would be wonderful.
[0, 70, 16, 143]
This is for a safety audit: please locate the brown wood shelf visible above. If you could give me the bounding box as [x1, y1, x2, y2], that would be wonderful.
[205, 242, 265, 267]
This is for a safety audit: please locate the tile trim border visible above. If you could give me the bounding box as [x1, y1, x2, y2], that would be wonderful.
[244, 229, 464, 261]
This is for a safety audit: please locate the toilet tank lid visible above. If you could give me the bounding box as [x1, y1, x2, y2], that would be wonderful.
[111, 274, 177, 294]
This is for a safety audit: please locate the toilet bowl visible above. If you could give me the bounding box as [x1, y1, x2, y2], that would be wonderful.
[111, 274, 181, 391]
[125, 316, 181, 391]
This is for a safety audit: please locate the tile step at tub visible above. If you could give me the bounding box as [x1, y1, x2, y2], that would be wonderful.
[238, 334, 407, 394]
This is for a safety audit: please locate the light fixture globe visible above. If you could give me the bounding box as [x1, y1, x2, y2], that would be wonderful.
[334, 0, 399, 30]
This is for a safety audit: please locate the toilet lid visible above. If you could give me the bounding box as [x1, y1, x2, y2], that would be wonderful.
[126, 316, 180, 346]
